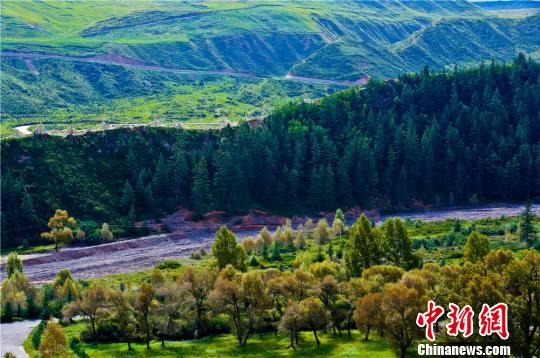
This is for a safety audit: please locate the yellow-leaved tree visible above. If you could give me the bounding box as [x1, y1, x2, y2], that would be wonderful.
[39, 322, 67, 358]
[40, 209, 76, 251]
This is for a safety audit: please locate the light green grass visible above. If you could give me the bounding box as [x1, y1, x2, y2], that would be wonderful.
[40, 321, 397, 358]
[1, 243, 56, 257]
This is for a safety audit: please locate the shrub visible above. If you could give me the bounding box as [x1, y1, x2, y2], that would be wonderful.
[32, 320, 47, 349]
[70, 337, 89, 358]
[190, 251, 202, 260]
[156, 260, 182, 270]
[249, 255, 259, 267]
[81, 323, 122, 343]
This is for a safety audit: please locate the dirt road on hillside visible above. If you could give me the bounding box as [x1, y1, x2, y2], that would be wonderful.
[2, 51, 351, 87]
[1, 204, 537, 283]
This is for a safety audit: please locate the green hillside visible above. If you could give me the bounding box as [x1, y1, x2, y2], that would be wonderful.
[2, 57, 539, 247]
[2, 0, 540, 134]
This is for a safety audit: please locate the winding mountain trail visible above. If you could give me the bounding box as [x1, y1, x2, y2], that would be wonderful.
[1, 51, 352, 87]
[1, 204, 536, 283]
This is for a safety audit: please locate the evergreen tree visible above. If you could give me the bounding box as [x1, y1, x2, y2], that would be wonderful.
[213, 151, 247, 213]
[20, 188, 37, 224]
[191, 158, 213, 215]
[144, 185, 155, 211]
[519, 202, 536, 247]
[6, 252, 23, 277]
[120, 180, 135, 214]
[270, 240, 282, 261]
[152, 154, 170, 203]
[169, 142, 189, 203]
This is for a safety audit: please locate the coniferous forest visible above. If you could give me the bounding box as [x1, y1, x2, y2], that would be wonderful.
[2, 55, 540, 248]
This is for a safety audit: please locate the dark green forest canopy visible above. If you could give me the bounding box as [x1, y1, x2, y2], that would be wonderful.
[2, 55, 539, 247]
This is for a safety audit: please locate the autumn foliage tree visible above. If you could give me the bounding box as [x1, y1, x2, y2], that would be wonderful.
[63, 283, 108, 339]
[354, 292, 383, 341]
[39, 322, 68, 358]
[279, 302, 304, 349]
[5, 252, 22, 278]
[209, 266, 269, 346]
[40, 209, 76, 251]
[299, 297, 330, 346]
[136, 282, 157, 350]
[381, 283, 424, 358]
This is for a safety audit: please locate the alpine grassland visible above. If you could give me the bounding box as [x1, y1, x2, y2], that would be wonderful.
[2, 0, 540, 134]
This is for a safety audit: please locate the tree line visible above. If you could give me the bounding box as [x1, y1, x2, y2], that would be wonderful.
[2, 55, 539, 247]
[2, 209, 538, 358]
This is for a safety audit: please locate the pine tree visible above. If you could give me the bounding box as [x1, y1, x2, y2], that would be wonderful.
[191, 158, 213, 215]
[327, 240, 334, 258]
[6, 252, 23, 277]
[144, 185, 155, 211]
[308, 166, 324, 209]
[519, 202, 536, 247]
[20, 188, 37, 224]
[120, 180, 135, 214]
[213, 151, 247, 213]
[322, 164, 335, 208]
[152, 154, 170, 203]
[169, 142, 189, 203]
[270, 240, 282, 261]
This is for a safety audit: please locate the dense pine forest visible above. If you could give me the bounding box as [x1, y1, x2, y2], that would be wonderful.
[2, 55, 540, 247]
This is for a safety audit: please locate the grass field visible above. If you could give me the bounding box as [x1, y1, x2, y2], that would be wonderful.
[25, 321, 398, 358]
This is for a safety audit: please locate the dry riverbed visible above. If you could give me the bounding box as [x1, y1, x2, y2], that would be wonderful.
[1, 204, 537, 283]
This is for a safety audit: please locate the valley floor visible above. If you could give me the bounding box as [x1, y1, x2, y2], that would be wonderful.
[1, 204, 537, 283]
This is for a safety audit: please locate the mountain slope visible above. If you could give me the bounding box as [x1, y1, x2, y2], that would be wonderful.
[2, 0, 540, 133]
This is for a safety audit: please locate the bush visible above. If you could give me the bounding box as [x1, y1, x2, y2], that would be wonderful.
[70, 337, 89, 358]
[249, 255, 259, 267]
[156, 260, 182, 270]
[505, 222, 518, 233]
[81, 323, 122, 343]
[32, 320, 47, 349]
[208, 314, 231, 335]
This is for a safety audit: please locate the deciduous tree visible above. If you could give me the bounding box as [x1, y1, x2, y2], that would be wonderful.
[40, 210, 76, 251]
[464, 231, 490, 263]
[212, 226, 247, 271]
[345, 214, 381, 277]
[39, 322, 67, 358]
[299, 297, 330, 346]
